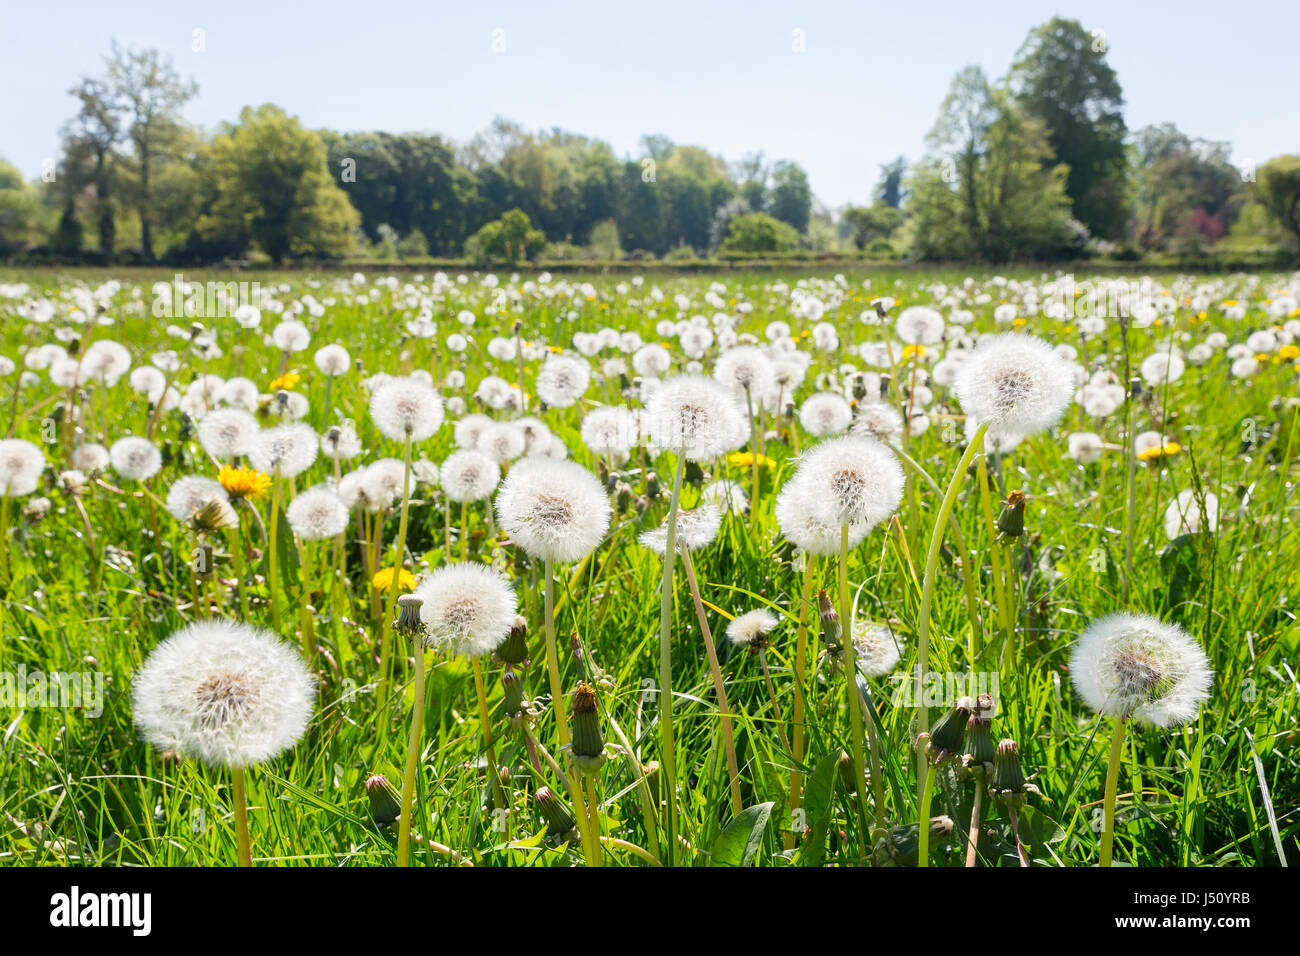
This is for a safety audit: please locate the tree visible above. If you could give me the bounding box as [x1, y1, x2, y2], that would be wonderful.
[62, 77, 122, 259]
[769, 160, 811, 233]
[466, 208, 546, 262]
[1256, 156, 1300, 246]
[842, 203, 903, 249]
[874, 156, 908, 208]
[107, 42, 198, 260]
[1130, 124, 1242, 250]
[720, 211, 799, 253]
[198, 105, 359, 262]
[0, 161, 42, 253]
[1010, 18, 1128, 239]
[909, 67, 1075, 261]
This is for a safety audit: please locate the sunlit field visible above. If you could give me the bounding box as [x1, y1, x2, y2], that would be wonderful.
[0, 266, 1295, 868]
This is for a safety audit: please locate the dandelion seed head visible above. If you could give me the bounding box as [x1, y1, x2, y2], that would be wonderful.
[644, 374, 746, 462]
[726, 609, 778, 648]
[1070, 613, 1212, 728]
[286, 485, 350, 540]
[370, 377, 444, 442]
[440, 449, 500, 503]
[639, 503, 722, 555]
[953, 333, 1075, 438]
[249, 423, 318, 477]
[198, 408, 260, 460]
[495, 457, 610, 563]
[796, 435, 904, 529]
[535, 354, 591, 408]
[109, 436, 162, 482]
[132, 620, 315, 768]
[413, 563, 517, 657]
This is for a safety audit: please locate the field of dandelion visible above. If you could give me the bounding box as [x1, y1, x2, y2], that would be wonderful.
[0, 266, 1295, 869]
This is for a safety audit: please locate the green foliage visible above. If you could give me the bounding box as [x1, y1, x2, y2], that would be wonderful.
[1010, 17, 1128, 239]
[1257, 156, 1300, 245]
[721, 211, 800, 254]
[0, 160, 42, 252]
[197, 104, 360, 263]
[466, 207, 546, 263]
[842, 203, 903, 249]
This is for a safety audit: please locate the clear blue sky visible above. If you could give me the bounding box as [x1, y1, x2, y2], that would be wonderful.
[2, 0, 1295, 207]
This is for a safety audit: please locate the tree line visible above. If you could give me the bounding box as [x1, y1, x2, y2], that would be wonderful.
[1, 18, 1298, 265]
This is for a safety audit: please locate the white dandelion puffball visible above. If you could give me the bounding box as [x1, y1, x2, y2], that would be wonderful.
[1140, 351, 1185, 387]
[1163, 489, 1219, 539]
[413, 563, 518, 657]
[1067, 431, 1105, 465]
[795, 435, 904, 529]
[726, 609, 778, 648]
[166, 476, 235, 525]
[80, 339, 132, 384]
[72, 442, 110, 474]
[198, 407, 260, 460]
[895, 306, 945, 345]
[110, 436, 162, 482]
[714, 345, 775, 399]
[852, 402, 904, 444]
[536, 354, 591, 408]
[412, 458, 440, 487]
[314, 343, 351, 377]
[0, 439, 45, 496]
[775, 477, 871, 556]
[370, 376, 444, 441]
[644, 374, 746, 462]
[639, 503, 722, 555]
[287, 486, 350, 540]
[799, 392, 853, 437]
[853, 622, 903, 678]
[580, 406, 640, 458]
[441, 449, 501, 503]
[952, 333, 1075, 438]
[455, 413, 494, 449]
[1069, 613, 1211, 727]
[272, 319, 311, 353]
[320, 423, 362, 461]
[476, 421, 527, 464]
[133, 620, 315, 768]
[495, 457, 610, 563]
[249, 423, 318, 477]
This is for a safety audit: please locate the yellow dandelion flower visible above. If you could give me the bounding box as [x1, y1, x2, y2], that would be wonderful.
[727, 452, 777, 469]
[1012, 317, 1027, 328]
[901, 344, 926, 361]
[372, 567, 416, 593]
[1278, 344, 1300, 361]
[269, 370, 301, 390]
[1137, 442, 1182, 463]
[219, 464, 272, 499]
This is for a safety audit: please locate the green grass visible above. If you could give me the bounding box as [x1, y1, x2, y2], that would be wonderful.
[0, 266, 1296, 867]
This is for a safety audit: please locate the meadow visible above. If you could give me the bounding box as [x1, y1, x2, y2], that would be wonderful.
[0, 266, 1295, 868]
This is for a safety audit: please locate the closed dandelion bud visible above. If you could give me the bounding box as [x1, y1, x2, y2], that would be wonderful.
[365, 773, 403, 826]
[615, 481, 633, 513]
[991, 738, 1035, 810]
[873, 816, 954, 867]
[393, 594, 426, 641]
[997, 490, 1026, 538]
[645, 471, 660, 498]
[497, 614, 529, 665]
[817, 588, 842, 652]
[965, 695, 996, 769]
[501, 671, 525, 716]
[685, 460, 704, 486]
[569, 681, 605, 773]
[535, 785, 578, 839]
[927, 697, 973, 765]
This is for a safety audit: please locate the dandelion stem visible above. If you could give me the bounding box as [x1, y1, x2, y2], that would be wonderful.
[786, 554, 816, 851]
[915, 422, 987, 816]
[232, 766, 252, 868]
[267, 466, 283, 633]
[839, 521, 873, 844]
[471, 657, 506, 825]
[965, 767, 984, 867]
[396, 648, 427, 867]
[1100, 717, 1127, 867]
[916, 759, 934, 867]
[378, 434, 413, 708]
[680, 546, 743, 816]
[657, 451, 685, 864]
